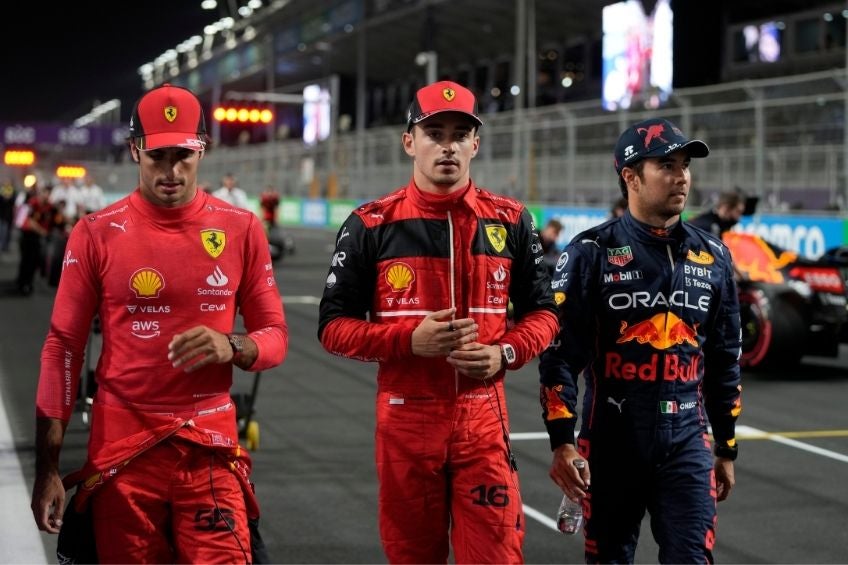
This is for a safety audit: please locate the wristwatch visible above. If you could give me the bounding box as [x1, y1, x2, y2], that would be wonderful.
[713, 442, 738, 461]
[227, 333, 245, 364]
[500, 343, 516, 369]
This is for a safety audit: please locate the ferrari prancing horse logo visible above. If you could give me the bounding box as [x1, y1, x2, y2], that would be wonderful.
[164, 106, 177, 122]
[201, 229, 226, 258]
[442, 88, 455, 101]
[486, 225, 507, 253]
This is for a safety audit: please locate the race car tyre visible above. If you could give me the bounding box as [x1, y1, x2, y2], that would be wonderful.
[739, 284, 805, 369]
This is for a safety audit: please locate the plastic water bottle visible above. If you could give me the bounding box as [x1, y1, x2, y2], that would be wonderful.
[556, 494, 583, 534]
[556, 459, 585, 535]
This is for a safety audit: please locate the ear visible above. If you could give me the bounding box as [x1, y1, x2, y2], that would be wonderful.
[129, 143, 140, 163]
[401, 131, 415, 157]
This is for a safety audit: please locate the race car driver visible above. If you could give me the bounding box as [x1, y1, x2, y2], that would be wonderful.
[318, 81, 559, 563]
[539, 117, 742, 563]
[31, 84, 288, 563]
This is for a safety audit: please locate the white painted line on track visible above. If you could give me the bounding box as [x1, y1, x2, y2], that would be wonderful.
[282, 295, 321, 305]
[523, 503, 559, 531]
[516, 424, 848, 532]
[0, 367, 48, 563]
[736, 424, 848, 463]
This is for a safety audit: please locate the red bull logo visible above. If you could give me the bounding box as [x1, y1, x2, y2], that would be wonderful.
[616, 312, 699, 349]
[723, 232, 796, 284]
[542, 384, 574, 421]
[605, 351, 701, 382]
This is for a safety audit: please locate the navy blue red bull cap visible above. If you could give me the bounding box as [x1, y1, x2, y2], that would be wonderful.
[129, 84, 207, 151]
[406, 81, 483, 131]
[613, 118, 709, 174]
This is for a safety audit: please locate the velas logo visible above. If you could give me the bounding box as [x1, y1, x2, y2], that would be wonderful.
[442, 87, 456, 101]
[201, 229, 226, 258]
[129, 268, 165, 298]
[385, 262, 414, 292]
[486, 225, 507, 253]
[616, 312, 699, 350]
[164, 105, 177, 123]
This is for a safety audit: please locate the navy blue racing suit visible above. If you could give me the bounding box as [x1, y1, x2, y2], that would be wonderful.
[539, 211, 742, 563]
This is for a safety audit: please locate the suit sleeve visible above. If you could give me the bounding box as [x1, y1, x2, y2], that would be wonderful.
[238, 214, 288, 371]
[36, 221, 100, 422]
[499, 207, 559, 368]
[318, 214, 414, 362]
[703, 251, 743, 449]
[538, 240, 597, 450]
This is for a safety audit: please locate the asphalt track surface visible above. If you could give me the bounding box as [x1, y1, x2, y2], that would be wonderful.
[1, 227, 848, 564]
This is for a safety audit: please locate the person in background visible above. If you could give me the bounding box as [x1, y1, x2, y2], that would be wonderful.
[539, 117, 742, 563]
[610, 195, 628, 218]
[78, 174, 106, 215]
[48, 177, 80, 225]
[213, 172, 250, 210]
[259, 185, 281, 228]
[318, 81, 559, 564]
[0, 178, 18, 252]
[15, 183, 52, 295]
[539, 217, 564, 275]
[688, 190, 746, 238]
[30, 84, 288, 563]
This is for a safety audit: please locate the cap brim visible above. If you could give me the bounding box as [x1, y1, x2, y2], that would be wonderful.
[137, 133, 206, 151]
[642, 139, 709, 160]
[681, 139, 709, 158]
[410, 109, 483, 127]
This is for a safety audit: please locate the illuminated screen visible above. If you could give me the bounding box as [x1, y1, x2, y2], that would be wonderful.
[302, 84, 331, 145]
[602, 0, 673, 111]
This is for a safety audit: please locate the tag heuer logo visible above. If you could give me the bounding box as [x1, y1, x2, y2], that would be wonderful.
[164, 106, 177, 122]
[607, 246, 633, 267]
[201, 229, 226, 258]
[486, 225, 507, 253]
[442, 88, 456, 101]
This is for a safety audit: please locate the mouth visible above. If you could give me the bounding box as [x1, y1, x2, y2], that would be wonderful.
[436, 159, 458, 168]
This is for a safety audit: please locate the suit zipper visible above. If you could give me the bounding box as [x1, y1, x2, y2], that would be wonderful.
[448, 210, 458, 393]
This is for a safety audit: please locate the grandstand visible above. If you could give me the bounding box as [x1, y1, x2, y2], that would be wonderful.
[4, 0, 848, 213]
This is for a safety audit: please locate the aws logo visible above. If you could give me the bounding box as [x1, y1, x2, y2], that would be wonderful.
[129, 268, 164, 298]
[385, 262, 415, 292]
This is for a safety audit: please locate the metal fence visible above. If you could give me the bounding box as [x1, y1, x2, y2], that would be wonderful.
[88, 68, 848, 213]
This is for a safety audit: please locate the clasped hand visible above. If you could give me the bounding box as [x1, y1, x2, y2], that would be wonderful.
[411, 308, 502, 380]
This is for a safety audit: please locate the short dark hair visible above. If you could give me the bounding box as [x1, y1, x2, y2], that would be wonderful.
[617, 160, 645, 199]
[716, 191, 744, 208]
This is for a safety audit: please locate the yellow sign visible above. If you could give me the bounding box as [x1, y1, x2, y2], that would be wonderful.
[201, 229, 226, 258]
[485, 225, 507, 253]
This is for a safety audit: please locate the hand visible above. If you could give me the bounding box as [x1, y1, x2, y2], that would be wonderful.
[168, 326, 232, 372]
[31, 467, 65, 534]
[550, 444, 590, 503]
[411, 308, 478, 357]
[446, 342, 502, 380]
[714, 457, 735, 501]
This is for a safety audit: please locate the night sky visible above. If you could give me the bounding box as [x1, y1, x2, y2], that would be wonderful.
[0, 1, 223, 124]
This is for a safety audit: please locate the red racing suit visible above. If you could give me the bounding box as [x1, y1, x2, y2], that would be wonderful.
[36, 189, 287, 562]
[318, 179, 559, 564]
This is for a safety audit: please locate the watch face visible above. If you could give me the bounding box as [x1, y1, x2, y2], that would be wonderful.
[502, 344, 516, 364]
[229, 334, 244, 352]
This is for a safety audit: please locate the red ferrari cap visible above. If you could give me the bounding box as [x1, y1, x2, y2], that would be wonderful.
[129, 84, 207, 151]
[406, 81, 482, 130]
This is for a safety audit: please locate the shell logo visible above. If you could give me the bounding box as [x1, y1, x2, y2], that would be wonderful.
[130, 268, 165, 298]
[386, 262, 415, 292]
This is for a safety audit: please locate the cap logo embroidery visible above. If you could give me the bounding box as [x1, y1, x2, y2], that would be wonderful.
[164, 106, 178, 123]
[442, 88, 456, 102]
[636, 123, 667, 148]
